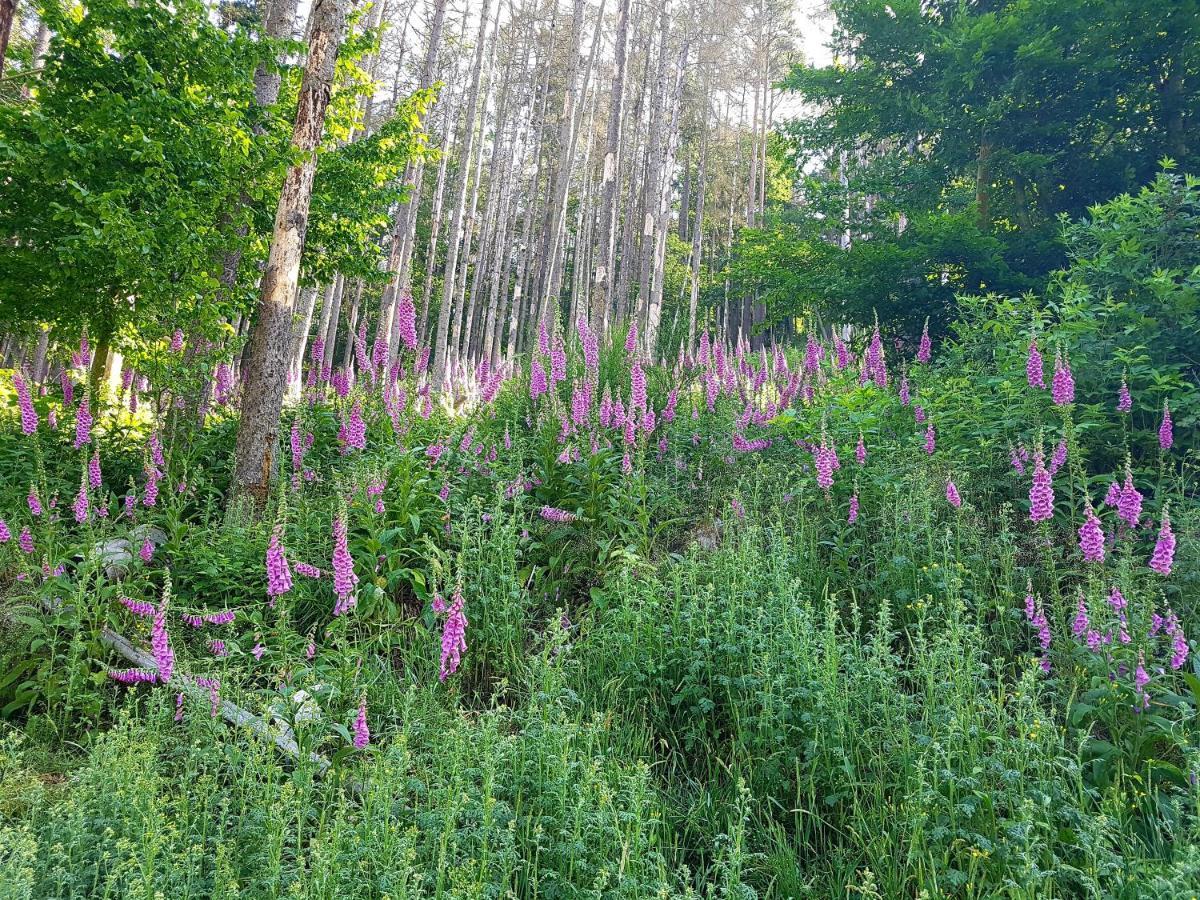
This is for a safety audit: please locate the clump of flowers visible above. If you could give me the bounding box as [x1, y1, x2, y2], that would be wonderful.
[1029, 446, 1054, 522]
[74, 394, 93, 449]
[1159, 400, 1173, 450]
[266, 526, 293, 598]
[1117, 376, 1132, 413]
[1078, 500, 1105, 563]
[439, 587, 468, 681]
[353, 696, 371, 749]
[916, 319, 932, 364]
[1026, 340, 1045, 389]
[1117, 464, 1142, 529]
[1148, 505, 1175, 576]
[946, 480, 961, 508]
[13, 371, 37, 435]
[152, 578, 175, 684]
[331, 513, 358, 616]
[539, 506, 577, 524]
[1051, 350, 1075, 406]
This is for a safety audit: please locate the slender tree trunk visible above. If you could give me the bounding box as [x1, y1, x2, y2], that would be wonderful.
[232, 0, 349, 504]
[380, 0, 448, 353]
[418, 87, 461, 342]
[688, 76, 712, 352]
[285, 284, 319, 402]
[637, 6, 669, 322]
[432, 0, 493, 388]
[644, 39, 688, 355]
[323, 274, 345, 367]
[589, 0, 633, 334]
[0, 0, 16, 77]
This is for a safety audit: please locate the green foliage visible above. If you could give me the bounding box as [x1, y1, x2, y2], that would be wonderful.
[761, 0, 1200, 337]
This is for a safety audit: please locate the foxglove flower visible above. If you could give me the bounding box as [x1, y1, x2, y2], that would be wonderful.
[1103, 479, 1121, 507]
[338, 402, 367, 453]
[1117, 378, 1132, 413]
[1159, 401, 1173, 450]
[1167, 611, 1188, 670]
[152, 594, 174, 683]
[1149, 505, 1175, 576]
[1072, 595, 1089, 638]
[331, 514, 358, 615]
[540, 506, 576, 523]
[1051, 351, 1075, 405]
[855, 434, 866, 465]
[631, 361, 647, 412]
[916, 320, 932, 364]
[1026, 340, 1045, 389]
[0, 519, 9, 542]
[823, 336, 843, 371]
[530, 359, 548, 400]
[550, 340, 566, 383]
[1117, 467, 1142, 528]
[120, 596, 156, 617]
[899, 375, 910, 407]
[74, 395, 92, 449]
[143, 466, 160, 507]
[848, 493, 859, 523]
[140, 538, 154, 563]
[27, 490, 42, 517]
[1049, 438, 1067, 475]
[439, 588, 468, 681]
[946, 480, 961, 508]
[88, 451, 102, 489]
[1134, 652, 1150, 710]
[814, 443, 836, 492]
[923, 423, 935, 455]
[625, 321, 638, 354]
[266, 527, 293, 597]
[1029, 448, 1054, 522]
[396, 292, 418, 351]
[1078, 501, 1105, 563]
[170, 329, 184, 352]
[12, 372, 37, 434]
[537, 319, 550, 356]
[353, 696, 370, 748]
[73, 475, 89, 524]
[18, 527, 33, 554]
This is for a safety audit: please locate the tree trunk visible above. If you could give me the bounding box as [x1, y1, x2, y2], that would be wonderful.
[0, 0, 16, 77]
[432, 0, 494, 389]
[380, 0, 448, 353]
[688, 77, 712, 353]
[976, 135, 992, 230]
[589, 0, 633, 335]
[232, 0, 349, 505]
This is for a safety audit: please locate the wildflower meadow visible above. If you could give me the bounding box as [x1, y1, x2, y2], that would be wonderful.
[1, 0, 1198, 896]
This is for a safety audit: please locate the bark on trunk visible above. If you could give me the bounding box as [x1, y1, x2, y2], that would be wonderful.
[232, 0, 349, 506]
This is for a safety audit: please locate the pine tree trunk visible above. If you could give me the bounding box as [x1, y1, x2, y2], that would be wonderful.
[233, 0, 349, 505]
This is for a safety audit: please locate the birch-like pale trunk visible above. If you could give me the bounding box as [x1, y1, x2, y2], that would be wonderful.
[232, 0, 350, 504]
[379, 0, 447, 352]
[432, 0, 493, 388]
[589, 0, 633, 335]
[644, 39, 688, 355]
[687, 77, 712, 352]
